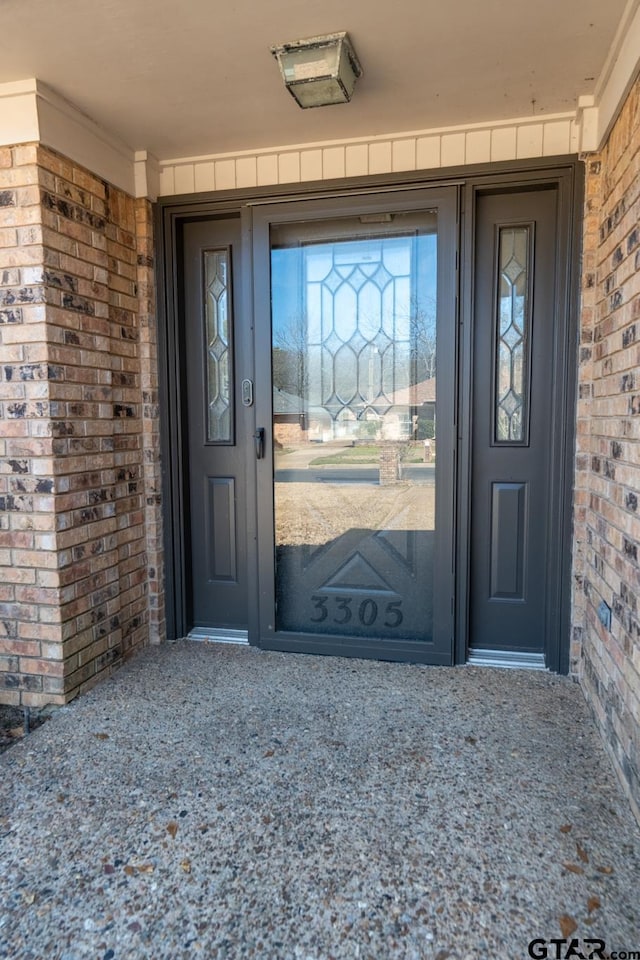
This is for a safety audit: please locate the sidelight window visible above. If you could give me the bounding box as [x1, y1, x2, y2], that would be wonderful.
[494, 225, 533, 445]
[203, 248, 233, 443]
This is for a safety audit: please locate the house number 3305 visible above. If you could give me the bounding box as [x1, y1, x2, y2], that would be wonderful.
[310, 595, 403, 628]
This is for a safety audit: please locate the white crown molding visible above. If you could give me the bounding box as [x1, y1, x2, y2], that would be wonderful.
[33, 80, 137, 194]
[159, 111, 580, 167]
[157, 113, 581, 196]
[594, 0, 640, 146]
[0, 78, 155, 198]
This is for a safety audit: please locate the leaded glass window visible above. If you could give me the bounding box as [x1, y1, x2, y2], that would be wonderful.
[495, 226, 531, 444]
[203, 249, 232, 443]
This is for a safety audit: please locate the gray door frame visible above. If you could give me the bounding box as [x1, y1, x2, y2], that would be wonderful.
[156, 157, 582, 672]
[251, 187, 458, 664]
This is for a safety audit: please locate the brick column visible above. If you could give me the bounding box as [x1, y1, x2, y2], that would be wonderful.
[379, 442, 402, 484]
[0, 144, 63, 706]
[0, 144, 163, 706]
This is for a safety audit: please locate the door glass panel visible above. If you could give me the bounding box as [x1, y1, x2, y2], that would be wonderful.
[495, 226, 531, 444]
[270, 212, 438, 642]
[204, 248, 232, 443]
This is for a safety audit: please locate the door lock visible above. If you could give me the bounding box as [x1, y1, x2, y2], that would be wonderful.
[241, 379, 254, 406]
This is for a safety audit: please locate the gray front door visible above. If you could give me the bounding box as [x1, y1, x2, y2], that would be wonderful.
[183, 218, 249, 635]
[253, 188, 458, 664]
[172, 174, 574, 668]
[469, 187, 559, 663]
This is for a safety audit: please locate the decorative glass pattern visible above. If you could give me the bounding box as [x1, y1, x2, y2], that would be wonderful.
[204, 249, 232, 442]
[495, 227, 530, 443]
[303, 235, 419, 427]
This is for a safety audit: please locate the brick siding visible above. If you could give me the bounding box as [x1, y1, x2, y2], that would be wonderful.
[573, 75, 640, 823]
[0, 145, 163, 706]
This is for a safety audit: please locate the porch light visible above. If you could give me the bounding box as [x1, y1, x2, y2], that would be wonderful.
[270, 32, 362, 108]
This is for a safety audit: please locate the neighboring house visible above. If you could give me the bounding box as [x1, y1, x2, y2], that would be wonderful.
[273, 388, 333, 444]
[0, 1, 639, 823]
[384, 378, 437, 440]
[273, 388, 308, 445]
[273, 379, 436, 443]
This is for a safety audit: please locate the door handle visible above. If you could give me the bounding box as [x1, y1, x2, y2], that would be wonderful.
[254, 427, 265, 460]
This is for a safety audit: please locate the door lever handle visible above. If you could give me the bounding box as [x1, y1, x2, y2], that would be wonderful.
[254, 427, 265, 460]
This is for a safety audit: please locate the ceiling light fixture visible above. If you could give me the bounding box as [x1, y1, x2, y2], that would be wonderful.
[270, 32, 362, 109]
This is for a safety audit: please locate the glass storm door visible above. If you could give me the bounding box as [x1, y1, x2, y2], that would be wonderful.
[253, 190, 457, 663]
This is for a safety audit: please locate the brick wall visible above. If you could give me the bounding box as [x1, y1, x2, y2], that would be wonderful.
[0, 145, 163, 707]
[574, 74, 640, 822]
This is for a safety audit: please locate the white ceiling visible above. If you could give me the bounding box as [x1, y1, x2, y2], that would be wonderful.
[0, 0, 630, 161]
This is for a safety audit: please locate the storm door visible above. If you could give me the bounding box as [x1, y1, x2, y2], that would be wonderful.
[253, 189, 457, 663]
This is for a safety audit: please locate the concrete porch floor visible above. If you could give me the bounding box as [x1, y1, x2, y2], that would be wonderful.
[1, 641, 639, 960]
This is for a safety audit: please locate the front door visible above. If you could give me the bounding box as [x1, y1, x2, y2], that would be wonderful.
[183, 218, 250, 638]
[171, 172, 575, 670]
[253, 189, 457, 663]
[469, 187, 560, 664]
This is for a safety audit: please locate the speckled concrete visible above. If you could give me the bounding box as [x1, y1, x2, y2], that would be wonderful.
[1, 642, 639, 960]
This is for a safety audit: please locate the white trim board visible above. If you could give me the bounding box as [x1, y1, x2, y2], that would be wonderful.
[0, 79, 159, 199]
[157, 114, 582, 196]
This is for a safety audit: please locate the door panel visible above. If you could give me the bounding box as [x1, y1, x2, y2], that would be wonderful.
[470, 188, 557, 656]
[183, 219, 248, 632]
[253, 190, 457, 664]
[489, 481, 527, 600]
[205, 476, 237, 581]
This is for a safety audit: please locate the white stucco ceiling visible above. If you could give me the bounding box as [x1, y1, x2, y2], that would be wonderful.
[0, 0, 631, 161]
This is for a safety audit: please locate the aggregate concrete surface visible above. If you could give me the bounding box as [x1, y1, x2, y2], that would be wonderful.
[1, 641, 639, 960]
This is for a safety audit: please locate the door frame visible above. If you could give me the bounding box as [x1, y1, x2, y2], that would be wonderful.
[251, 186, 458, 663]
[156, 157, 582, 671]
